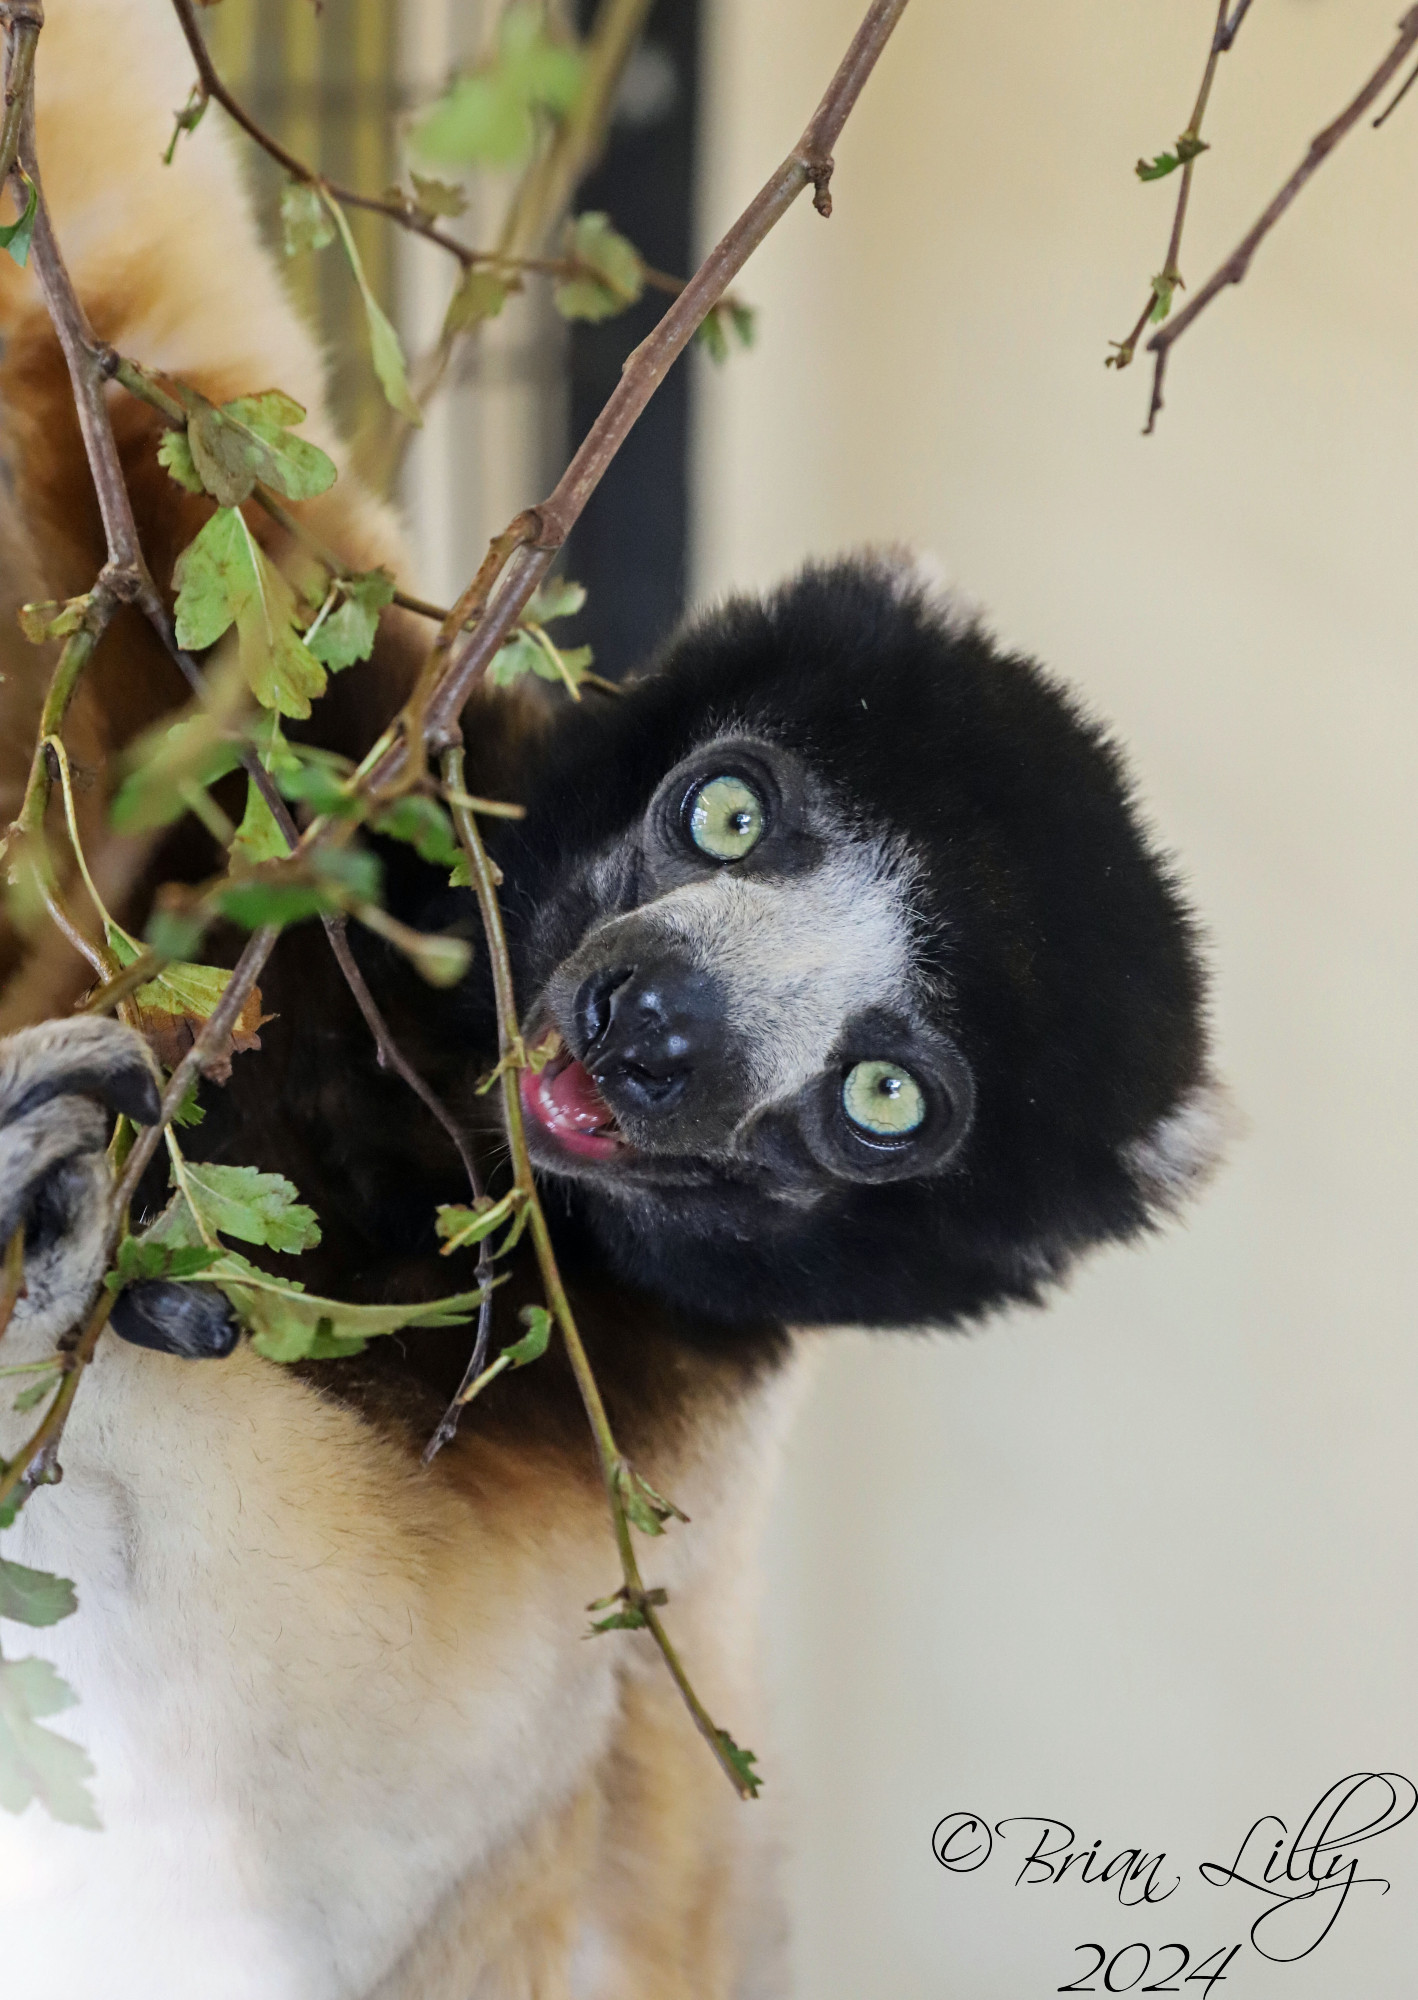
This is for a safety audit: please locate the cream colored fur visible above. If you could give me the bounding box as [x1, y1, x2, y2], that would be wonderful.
[0, 5, 800, 1992]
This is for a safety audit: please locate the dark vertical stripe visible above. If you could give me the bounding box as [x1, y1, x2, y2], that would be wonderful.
[562, 0, 701, 681]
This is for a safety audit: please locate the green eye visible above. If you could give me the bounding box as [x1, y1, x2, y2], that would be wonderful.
[842, 1060, 927, 1138]
[686, 774, 765, 861]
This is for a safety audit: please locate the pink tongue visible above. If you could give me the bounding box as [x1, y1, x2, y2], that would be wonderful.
[544, 1057, 615, 1133]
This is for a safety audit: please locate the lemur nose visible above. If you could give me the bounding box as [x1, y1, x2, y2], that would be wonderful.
[575, 960, 718, 1111]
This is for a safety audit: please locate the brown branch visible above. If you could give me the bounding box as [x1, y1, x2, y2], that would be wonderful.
[367, 0, 912, 781]
[1106, 0, 1250, 375]
[113, 927, 277, 1213]
[321, 915, 482, 1200]
[1374, 57, 1418, 128]
[1145, 4, 1418, 431]
[1216, 0, 1254, 56]
[0, 1227, 25, 1345]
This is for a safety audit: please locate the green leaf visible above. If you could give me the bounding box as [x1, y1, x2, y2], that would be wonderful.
[586, 1582, 667, 1636]
[323, 196, 421, 426]
[106, 930, 240, 1030]
[589, 1603, 647, 1633]
[415, 73, 533, 167]
[172, 507, 327, 718]
[143, 908, 206, 961]
[0, 1558, 77, 1629]
[374, 794, 460, 869]
[696, 299, 758, 365]
[435, 1191, 524, 1252]
[503, 1303, 552, 1369]
[553, 212, 643, 323]
[443, 267, 511, 338]
[0, 1657, 100, 1827]
[173, 1161, 320, 1255]
[185, 391, 337, 508]
[718, 1731, 762, 1798]
[201, 1250, 488, 1363]
[18, 595, 91, 645]
[273, 761, 356, 816]
[163, 83, 208, 167]
[216, 879, 336, 930]
[12, 1377, 55, 1414]
[105, 1231, 220, 1291]
[110, 710, 244, 833]
[0, 172, 38, 269]
[231, 774, 290, 867]
[412, 5, 583, 169]
[310, 844, 383, 901]
[497, 1, 583, 111]
[614, 1460, 687, 1538]
[410, 172, 467, 217]
[157, 427, 205, 493]
[487, 629, 544, 689]
[172, 1077, 205, 1128]
[1149, 271, 1178, 324]
[1136, 135, 1208, 183]
[281, 178, 335, 256]
[305, 568, 395, 671]
[696, 309, 728, 365]
[524, 576, 585, 625]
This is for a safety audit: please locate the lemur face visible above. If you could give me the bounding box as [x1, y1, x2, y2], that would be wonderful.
[500, 557, 1224, 1333]
[520, 732, 976, 1200]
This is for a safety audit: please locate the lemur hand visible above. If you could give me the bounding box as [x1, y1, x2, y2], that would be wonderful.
[0, 1019, 237, 1359]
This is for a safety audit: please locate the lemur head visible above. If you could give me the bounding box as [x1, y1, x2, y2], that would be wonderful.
[501, 556, 1223, 1332]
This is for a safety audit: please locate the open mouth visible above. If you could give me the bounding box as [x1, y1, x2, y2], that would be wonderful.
[520, 1046, 627, 1162]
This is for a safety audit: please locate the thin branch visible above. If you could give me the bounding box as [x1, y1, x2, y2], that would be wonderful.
[0, 1228, 25, 1346]
[1373, 51, 1418, 128]
[1216, 0, 1254, 56]
[321, 915, 482, 1199]
[1107, 0, 1250, 374]
[113, 928, 278, 1214]
[0, 2, 35, 187]
[441, 750, 754, 1795]
[1145, 3, 1418, 431]
[369, 0, 912, 782]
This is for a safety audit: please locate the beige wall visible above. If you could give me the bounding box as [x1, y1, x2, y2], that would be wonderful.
[695, 3, 1418, 1994]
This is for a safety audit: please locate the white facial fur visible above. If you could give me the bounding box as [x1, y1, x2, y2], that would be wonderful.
[626, 826, 921, 1114]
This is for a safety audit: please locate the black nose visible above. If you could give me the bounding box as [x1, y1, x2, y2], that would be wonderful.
[575, 959, 720, 1112]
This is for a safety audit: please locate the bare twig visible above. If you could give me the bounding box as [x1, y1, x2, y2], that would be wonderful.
[322, 915, 482, 1200]
[1217, 1, 1254, 56]
[1107, 0, 1251, 375]
[1145, 3, 1418, 430]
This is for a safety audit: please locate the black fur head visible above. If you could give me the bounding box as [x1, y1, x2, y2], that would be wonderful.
[496, 555, 1222, 1333]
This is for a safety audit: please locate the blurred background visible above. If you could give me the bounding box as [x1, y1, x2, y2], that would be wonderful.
[212, 0, 1418, 1991]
